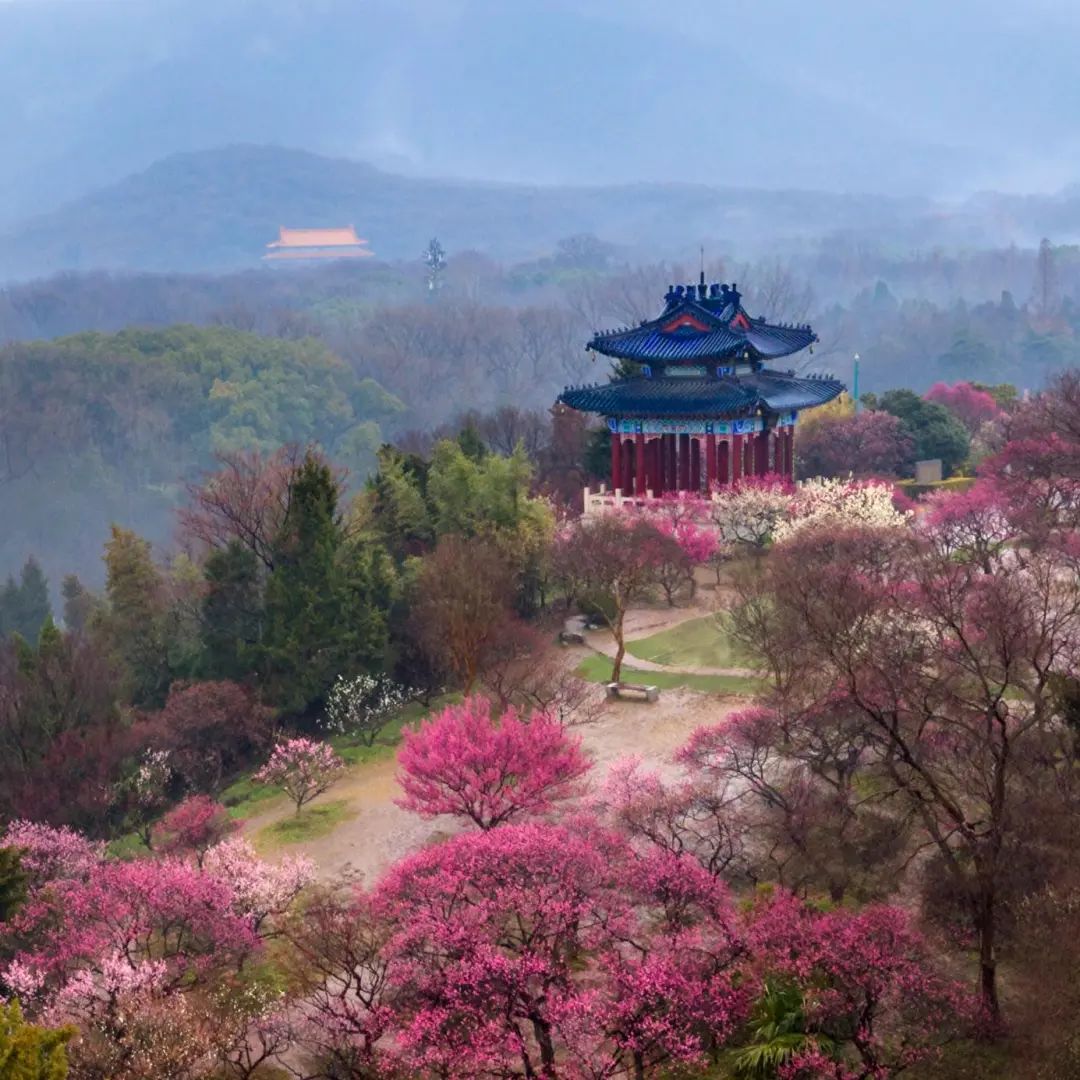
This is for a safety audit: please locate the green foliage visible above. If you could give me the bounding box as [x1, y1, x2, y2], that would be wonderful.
[426, 439, 534, 537]
[200, 541, 263, 680]
[877, 388, 971, 477]
[970, 381, 1019, 411]
[101, 527, 171, 707]
[0, 848, 28, 922]
[261, 455, 394, 715]
[365, 447, 434, 561]
[0, 559, 52, 644]
[0, 999, 72, 1079]
[583, 426, 611, 483]
[0, 325, 401, 587]
[455, 423, 488, 463]
[59, 575, 99, 634]
[731, 983, 821, 1079]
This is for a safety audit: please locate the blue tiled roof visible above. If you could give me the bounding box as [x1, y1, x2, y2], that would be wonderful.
[587, 295, 816, 364]
[558, 370, 845, 418]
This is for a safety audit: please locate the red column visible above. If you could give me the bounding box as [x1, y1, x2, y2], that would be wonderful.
[666, 434, 677, 490]
[755, 431, 770, 475]
[678, 433, 691, 491]
[634, 433, 646, 497]
[705, 432, 717, 491]
[648, 438, 659, 495]
[786, 427, 795, 480]
[690, 438, 701, 492]
[731, 434, 744, 484]
[610, 430, 622, 492]
[717, 438, 730, 485]
[622, 439, 634, 494]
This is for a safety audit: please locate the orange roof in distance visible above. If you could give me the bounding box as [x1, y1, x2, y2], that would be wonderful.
[264, 226, 374, 260]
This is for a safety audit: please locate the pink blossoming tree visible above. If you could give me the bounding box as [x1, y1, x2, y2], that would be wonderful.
[554, 511, 705, 681]
[255, 737, 345, 815]
[749, 891, 976, 1077]
[154, 795, 240, 866]
[0, 820, 105, 894]
[396, 696, 591, 830]
[925, 381, 1002, 434]
[374, 820, 750, 1079]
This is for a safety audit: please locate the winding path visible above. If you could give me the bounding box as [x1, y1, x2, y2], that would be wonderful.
[244, 596, 755, 884]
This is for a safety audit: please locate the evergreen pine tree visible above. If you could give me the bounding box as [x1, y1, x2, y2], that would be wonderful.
[103, 526, 170, 707]
[60, 573, 100, 634]
[456, 423, 488, 462]
[262, 454, 393, 715]
[12, 556, 52, 644]
[0, 999, 71, 1079]
[200, 540, 263, 680]
[0, 575, 17, 637]
[0, 847, 28, 922]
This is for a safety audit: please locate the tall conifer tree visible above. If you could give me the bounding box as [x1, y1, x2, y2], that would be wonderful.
[262, 454, 392, 714]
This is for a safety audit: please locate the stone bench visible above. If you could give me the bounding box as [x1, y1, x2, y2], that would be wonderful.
[558, 629, 586, 645]
[605, 681, 660, 703]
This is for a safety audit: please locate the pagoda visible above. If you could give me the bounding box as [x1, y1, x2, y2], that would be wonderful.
[558, 278, 844, 496]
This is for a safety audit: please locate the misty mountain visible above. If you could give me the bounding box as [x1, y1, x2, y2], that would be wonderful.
[9, 143, 1080, 283]
[5, 0, 1080, 229]
[0, 144, 947, 280]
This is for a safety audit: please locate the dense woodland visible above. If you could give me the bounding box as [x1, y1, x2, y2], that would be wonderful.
[4, 237, 1080, 588]
[3, 228, 1080, 1078]
[2, 361, 1080, 1077]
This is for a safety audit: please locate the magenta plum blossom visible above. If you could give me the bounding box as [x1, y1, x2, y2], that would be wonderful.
[396, 696, 591, 830]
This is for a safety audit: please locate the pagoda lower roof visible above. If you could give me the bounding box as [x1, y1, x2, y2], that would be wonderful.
[558, 369, 845, 418]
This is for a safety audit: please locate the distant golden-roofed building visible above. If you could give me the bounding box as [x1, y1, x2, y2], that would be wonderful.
[264, 225, 374, 261]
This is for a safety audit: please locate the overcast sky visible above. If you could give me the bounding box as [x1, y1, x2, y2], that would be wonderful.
[1, 0, 1078, 215]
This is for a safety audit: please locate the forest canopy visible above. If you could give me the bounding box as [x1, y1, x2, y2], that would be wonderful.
[0, 325, 402, 584]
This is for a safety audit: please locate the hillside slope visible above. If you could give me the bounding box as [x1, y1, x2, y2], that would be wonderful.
[0, 145, 937, 279]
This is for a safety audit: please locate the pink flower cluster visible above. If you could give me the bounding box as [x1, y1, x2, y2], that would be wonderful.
[396, 696, 592, 830]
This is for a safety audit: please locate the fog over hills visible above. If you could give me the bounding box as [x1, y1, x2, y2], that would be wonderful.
[7, 143, 1080, 282]
[5, 0, 1080, 232]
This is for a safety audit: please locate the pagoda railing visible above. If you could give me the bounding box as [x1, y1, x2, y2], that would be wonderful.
[583, 483, 803, 518]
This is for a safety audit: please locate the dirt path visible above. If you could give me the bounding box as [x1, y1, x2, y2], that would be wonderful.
[243, 673, 744, 886]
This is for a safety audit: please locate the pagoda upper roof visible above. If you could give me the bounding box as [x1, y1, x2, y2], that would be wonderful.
[588, 281, 816, 364]
[559, 369, 845, 419]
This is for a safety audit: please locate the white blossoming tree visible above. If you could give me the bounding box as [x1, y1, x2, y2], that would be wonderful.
[322, 673, 411, 747]
[773, 477, 910, 543]
[709, 478, 795, 555]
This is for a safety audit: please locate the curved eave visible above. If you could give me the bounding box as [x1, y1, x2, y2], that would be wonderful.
[586, 321, 817, 363]
[558, 370, 845, 419]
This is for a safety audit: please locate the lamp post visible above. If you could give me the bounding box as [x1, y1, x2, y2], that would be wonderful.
[853, 353, 860, 414]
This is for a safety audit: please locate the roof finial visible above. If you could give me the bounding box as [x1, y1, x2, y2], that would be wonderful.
[699, 245, 705, 288]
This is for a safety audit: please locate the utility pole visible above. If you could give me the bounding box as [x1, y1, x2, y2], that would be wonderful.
[853, 353, 860, 414]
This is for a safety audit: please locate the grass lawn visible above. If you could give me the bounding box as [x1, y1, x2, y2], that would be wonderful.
[626, 615, 752, 669]
[106, 832, 150, 860]
[221, 694, 462, 816]
[329, 694, 461, 766]
[257, 799, 354, 848]
[575, 654, 764, 697]
[220, 774, 286, 819]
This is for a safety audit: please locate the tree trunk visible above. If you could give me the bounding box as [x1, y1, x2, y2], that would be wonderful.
[611, 614, 626, 684]
[975, 889, 1001, 1027]
[531, 1016, 557, 1076]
